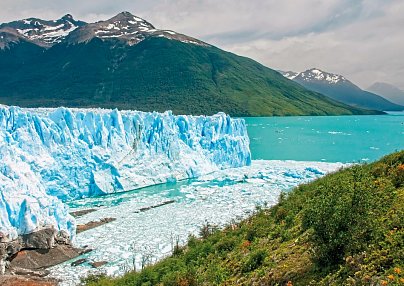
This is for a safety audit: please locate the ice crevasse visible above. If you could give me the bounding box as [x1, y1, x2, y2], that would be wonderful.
[0, 105, 251, 239]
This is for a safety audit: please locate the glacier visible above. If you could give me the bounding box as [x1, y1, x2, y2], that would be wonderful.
[0, 105, 251, 239]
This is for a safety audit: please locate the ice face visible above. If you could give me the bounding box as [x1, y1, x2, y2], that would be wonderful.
[0, 146, 75, 239]
[0, 105, 251, 238]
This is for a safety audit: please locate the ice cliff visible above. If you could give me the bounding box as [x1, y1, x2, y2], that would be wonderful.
[0, 105, 251, 239]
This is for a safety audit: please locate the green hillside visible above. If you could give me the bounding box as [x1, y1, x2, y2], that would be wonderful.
[0, 38, 378, 116]
[295, 80, 404, 112]
[85, 151, 404, 285]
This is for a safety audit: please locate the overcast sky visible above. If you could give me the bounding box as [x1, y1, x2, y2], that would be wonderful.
[1, 0, 403, 89]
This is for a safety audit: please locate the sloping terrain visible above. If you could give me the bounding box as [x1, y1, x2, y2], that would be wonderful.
[368, 82, 404, 106]
[0, 13, 375, 116]
[84, 151, 404, 285]
[281, 68, 403, 112]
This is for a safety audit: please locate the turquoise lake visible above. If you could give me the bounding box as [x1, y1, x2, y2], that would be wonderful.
[244, 112, 404, 163]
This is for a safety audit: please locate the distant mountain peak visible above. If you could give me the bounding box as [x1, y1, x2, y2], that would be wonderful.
[0, 14, 86, 47]
[368, 82, 404, 105]
[114, 11, 136, 18]
[300, 68, 347, 84]
[104, 11, 156, 30]
[281, 68, 347, 85]
[0, 12, 208, 49]
[280, 68, 404, 111]
[61, 14, 74, 20]
[281, 70, 299, 80]
[66, 11, 207, 47]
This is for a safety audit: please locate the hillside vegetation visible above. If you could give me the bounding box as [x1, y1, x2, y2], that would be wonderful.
[85, 151, 404, 286]
[0, 38, 377, 116]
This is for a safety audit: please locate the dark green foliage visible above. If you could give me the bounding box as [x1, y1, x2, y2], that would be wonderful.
[0, 38, 376, 116]
[242, 249, 267, 272]
[215, 237, 237, 254]
[302, 166, 396, 266]
[84, 151, 404, 286]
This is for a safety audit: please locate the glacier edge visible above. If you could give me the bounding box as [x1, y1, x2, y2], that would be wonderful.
[0, 105, 251, 239]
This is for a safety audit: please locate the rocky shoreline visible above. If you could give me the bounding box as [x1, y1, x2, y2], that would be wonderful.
[0, 227, 84, 284]
[0, 212, 116, 285]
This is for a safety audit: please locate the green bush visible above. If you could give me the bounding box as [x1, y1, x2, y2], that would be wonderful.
[242, 249, 267, 272]
[302, 165, 396, 267]
[215, 236, 237, 254]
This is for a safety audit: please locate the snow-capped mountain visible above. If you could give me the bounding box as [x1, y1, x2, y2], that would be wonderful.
[66, 11, 207, 46]
[281, 71, 299, 80]
[282, 68, 347, 85]
[280, 68, 404, 111]
[0, 13, 372, 116]
[0, 12, 206, 49]
[0, 14, 86, 47]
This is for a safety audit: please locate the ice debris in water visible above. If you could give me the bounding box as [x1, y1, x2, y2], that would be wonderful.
[48, 160, 344, 286]
[0, 105, 251, 239]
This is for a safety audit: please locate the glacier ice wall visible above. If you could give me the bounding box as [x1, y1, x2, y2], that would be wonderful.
[0, 105, 251, 238]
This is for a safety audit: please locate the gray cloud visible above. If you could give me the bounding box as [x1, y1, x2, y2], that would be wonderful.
[0, 0, 403, 89]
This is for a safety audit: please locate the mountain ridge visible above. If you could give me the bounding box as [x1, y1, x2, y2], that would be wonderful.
[280, 68, 404, 111]
[368, 82, 404, 106]
[0, 14, 86, 47]
[0, 13, 380, 116]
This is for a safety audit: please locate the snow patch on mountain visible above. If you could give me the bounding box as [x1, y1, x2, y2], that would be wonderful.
[0, 14, 85, 46]
[281, 71, 299, 80]
[66, 12, 208, 46]
[281, 68, 347, 85]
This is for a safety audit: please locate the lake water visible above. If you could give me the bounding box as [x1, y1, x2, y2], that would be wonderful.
[50, 113, 404, 285]
[244, 113, 404, 163]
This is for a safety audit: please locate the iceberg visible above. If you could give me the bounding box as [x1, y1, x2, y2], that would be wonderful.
[0, 105, 251, 238]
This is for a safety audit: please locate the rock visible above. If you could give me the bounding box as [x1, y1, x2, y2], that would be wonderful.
[5, 241, 21, 256]
[0, 232, 11, 243]
[54, 230, 71, 246]
[9, 245, 82, 270]
[21, 228, 57, 249]
[76, 217, 116, 233]
[90, 261, 108, 268]
[79, 248, 93, 255]
[12, 267, 50, 278]
[71, 258, 87, 267]
[0, 258, 5, 275]
[70, 208, 97, 217]
[0, 274, 58, 285]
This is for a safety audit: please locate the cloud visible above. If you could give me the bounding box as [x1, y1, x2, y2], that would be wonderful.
[0, 0, 403, 89]
[222, 0, 404, 89]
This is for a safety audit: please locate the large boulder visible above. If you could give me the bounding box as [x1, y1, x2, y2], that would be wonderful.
[20, 228, 57, 250]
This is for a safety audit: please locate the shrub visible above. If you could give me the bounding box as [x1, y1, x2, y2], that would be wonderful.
[215, 237, 237, 254]
[302, 165, 396, 267]
[242, 249, 267, 272]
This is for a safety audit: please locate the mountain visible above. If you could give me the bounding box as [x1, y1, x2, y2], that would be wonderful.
[0, 13, 377, 116]
[367, 82, 404, 106]
[280, 68, 404, 112]
[0, 14, 86, 47]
